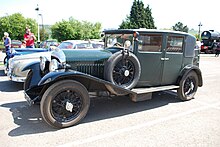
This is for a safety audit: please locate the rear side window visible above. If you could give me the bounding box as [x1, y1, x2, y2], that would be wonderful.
[166, 36, 184, 53]
[138, 34, 162, 52]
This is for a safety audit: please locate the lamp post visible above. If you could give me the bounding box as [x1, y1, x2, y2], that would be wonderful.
[39, 14, 44, 40]
[35, 4, 40, 43]
[198, 22, 202, 40]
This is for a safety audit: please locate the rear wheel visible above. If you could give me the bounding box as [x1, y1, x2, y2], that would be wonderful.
[177, 71, 199, 101]
[40, 80, 90, 128]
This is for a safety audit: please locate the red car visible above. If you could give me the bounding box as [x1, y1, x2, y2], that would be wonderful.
[11, 40, 22, 48]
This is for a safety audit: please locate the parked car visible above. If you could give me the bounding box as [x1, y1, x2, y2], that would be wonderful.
[11, 40, 22, 48]
[7, 40, 102, 82]
[7, 50, 65, 82]
[4, 48, 51, 74]
[39, 40, 58, 48]
[58, 40, 103, 49]
[23, 29, 203, 128]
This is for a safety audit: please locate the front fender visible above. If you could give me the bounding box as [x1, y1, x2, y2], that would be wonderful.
[178, 65, 203, 87]
[22, 61, 43, 89]
[38, 70, 81, 86]
[38, 69, 134, 97]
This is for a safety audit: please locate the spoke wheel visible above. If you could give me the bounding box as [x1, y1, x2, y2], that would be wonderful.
[104, 52, 141, 92]
[40, 80, 90, 128]
[51, 89, 83, 123]
[112, 59, 135, 87]
[177, 71, 198, 101]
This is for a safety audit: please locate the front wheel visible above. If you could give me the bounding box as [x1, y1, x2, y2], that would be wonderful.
[40, 80, 90, 128]
[177, 71, 199, 101]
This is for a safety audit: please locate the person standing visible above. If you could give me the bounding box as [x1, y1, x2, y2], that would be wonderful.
[24, 28, 36, 48]
[215, 42, 220, 57]
[3, 32, 11, 62]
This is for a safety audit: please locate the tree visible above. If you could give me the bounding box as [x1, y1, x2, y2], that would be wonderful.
[51, 20, 75, 42]
[0, 13, 37, 40]
[119, 0, 156, 29]
[172, 22, 189, 33]
[51, 17, 102, 42]
[145, 5, 156, 29]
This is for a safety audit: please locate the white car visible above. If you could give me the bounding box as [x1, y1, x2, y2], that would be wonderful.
[7, 48, 66, 82]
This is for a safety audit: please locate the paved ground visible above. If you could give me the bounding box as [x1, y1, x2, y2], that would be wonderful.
[0, 52, 220, 147]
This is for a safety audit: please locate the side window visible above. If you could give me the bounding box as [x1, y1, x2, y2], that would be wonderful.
[138, 34, 162, 52]
[166, 36, 184, 53]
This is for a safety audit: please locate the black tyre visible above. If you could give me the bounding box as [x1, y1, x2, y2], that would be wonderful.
[177, 71, 199, 101]
[104, 52, 141, 90]
[40, 80, 90, 128]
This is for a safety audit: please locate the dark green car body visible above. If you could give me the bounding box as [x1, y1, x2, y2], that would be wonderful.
[23, 29, 203, 128]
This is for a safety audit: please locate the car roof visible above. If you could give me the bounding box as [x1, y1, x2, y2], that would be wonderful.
[104, 29, 193, 37]
[62, 40, 89, 44]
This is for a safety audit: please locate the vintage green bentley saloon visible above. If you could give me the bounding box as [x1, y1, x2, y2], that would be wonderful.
[23, 29, 203, 128]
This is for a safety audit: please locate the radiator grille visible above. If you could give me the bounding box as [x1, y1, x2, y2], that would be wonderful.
[76, 63, 104, 78]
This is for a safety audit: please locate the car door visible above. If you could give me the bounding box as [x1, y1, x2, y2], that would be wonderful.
[135, 33, 165, 87]
[161, 34, 184, 85]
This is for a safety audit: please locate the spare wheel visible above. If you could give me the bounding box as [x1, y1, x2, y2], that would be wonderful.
[104, 51, 141, 90]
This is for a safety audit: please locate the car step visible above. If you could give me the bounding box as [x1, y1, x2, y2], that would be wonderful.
[130, 85, 179, 102]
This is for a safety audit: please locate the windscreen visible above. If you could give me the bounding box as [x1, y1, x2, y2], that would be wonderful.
[105, 33, 134, 49]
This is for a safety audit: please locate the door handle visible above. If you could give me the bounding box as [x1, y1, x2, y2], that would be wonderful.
[161, 58, 169, 61]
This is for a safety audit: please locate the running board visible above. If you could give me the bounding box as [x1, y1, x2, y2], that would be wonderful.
[130, 85, 179, 102]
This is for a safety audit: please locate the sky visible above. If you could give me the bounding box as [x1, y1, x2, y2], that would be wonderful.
[0, 0, 220, 32]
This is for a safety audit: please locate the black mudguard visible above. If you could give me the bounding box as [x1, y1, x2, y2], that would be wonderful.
[25, 69, 135, 104]
[22, 61, 43, 89]
[177, 65, 203, 87]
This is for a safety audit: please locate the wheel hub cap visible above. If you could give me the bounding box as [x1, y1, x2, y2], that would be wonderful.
[185, 81, 194, 95]
[124, 70, 130, 77]
[66, 101, 73, 112]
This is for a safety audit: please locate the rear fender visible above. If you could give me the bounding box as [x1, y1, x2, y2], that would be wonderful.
[177, 65, 203, 87]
